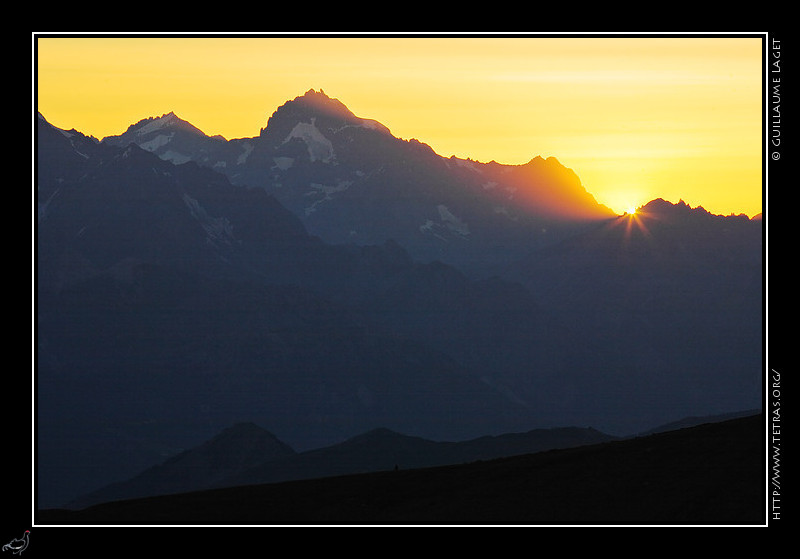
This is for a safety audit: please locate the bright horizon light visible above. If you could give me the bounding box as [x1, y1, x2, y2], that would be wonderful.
[34, 33, 765, 218]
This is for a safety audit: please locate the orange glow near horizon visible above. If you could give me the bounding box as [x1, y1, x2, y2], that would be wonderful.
[623, 211, 650, 242]
[35, 34, 765, 218]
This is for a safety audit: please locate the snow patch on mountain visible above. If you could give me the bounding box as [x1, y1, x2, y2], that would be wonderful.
[38, 188, 61, 224]
[284, 119, 335, 163]
[237, 142, 254, 165]
[304, 181, 352, 216]
[56, 126, 75, 140]
[494, 206, 518, 221]
[162, 150, 193, 165]
[128, 128, 192, 165]
[419, 220, 449, 242]
[139, 133, 173, 153]
[182, 193, 235, 246]
[358, 118, 391, 135]
[449, 158, 483, 173]
[419, 206, 470, 241]
[438, 205, 470, 237]
[272, 156, 295, 171]
[135, 113, 181, 137]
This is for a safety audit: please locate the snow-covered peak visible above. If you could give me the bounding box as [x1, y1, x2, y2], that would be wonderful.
[122, 112, 207, 140]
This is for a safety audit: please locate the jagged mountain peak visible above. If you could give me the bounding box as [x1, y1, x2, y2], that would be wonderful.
[636, 197, 757, 224]
[288, 88, 354, 118]
[100, 111, 225, 165]
[525, 154, 556, 166]
[118, 111, 208, 138]
[641, 197, 703, 215]
[260, 88, 391, 139]
[263, 89, 353, 128]
[37, 113, 101, 145]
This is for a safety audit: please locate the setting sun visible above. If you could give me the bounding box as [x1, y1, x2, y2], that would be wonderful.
[35, 33, 764, 218]
[33, 32, 768, 524]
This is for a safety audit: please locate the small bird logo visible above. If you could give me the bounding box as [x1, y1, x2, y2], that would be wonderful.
[2, 531, 29, 555]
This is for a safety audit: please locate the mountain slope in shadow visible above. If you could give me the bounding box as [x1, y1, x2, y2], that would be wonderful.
[38, 414, 765, 526]
[65, 423, 296, 509]
[635, 408, 762, 437]
[67, 423, 616, 509]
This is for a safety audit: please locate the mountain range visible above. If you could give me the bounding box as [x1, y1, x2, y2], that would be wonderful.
[37, 413, 765, 526]
[64, 420, 617, 510]
[35, 89, 763, 511]
[61, 408, 759, 512]
[99, 89, 617, 270]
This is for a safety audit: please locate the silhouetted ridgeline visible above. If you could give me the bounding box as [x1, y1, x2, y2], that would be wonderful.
[37, 414, 765, 526]
[65, 423, 618, 510]
[35, 90, 762, 512]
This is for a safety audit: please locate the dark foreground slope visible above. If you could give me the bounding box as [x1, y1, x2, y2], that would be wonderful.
[37, 414, 765, 526]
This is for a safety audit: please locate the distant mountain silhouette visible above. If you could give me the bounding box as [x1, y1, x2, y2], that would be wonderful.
[634, 409, 762, 436]
[66, 421, 616, 509]
[225, 423, 617, 489]
[36, 113, 572, 508]
[37, 414, 765, 526]
[35, 92, 763, 514]
[65, 408, 760, 511]
[66, 422, 296, 509]
[498, 197, 763, 434]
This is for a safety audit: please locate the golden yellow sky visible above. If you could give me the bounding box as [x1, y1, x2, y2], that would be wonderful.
[35, 34, 765, 217]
